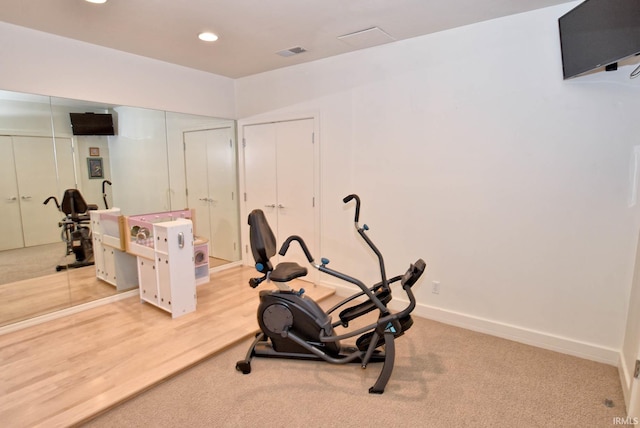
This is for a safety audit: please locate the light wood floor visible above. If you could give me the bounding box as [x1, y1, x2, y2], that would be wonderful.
[0, 266, 335, 428]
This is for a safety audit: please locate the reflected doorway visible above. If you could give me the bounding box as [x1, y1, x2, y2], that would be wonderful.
[184, 127, 240, 265]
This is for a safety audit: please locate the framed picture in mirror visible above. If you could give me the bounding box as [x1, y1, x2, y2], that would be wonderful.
[87, 157, 104, 179]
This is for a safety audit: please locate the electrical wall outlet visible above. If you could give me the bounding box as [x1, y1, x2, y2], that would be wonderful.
[432, 281, 440, 294]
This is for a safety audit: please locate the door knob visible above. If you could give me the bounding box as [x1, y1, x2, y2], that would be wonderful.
[278, 204, 285, 208]
[264, 204, 276, 208]
[6, 196, 17, 201]
[21, 196, 32, 200]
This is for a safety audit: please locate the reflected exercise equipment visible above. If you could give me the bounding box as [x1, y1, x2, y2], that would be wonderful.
[102, 180, 112, 209]
[0, 89, 240, 329]
[43, 189, 97, 271]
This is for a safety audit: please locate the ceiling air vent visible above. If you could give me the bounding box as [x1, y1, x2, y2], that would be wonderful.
[276, 46, 307, 57]
[337, 27, 395, 49]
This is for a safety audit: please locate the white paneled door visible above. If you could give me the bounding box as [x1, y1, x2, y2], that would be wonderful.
[243, 118, 316, 279]
[11, 136, 76, 248]
[0, 136, 24, 251]
[184, 127, 239, 262]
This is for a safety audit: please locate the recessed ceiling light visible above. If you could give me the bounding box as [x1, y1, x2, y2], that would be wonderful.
[198, 32, 219, 42]
[86, 0, 108, 4]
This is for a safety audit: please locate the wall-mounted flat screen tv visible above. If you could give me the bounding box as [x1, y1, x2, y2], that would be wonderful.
[559, 0, 640, 79]
[69, 112, 115, 136]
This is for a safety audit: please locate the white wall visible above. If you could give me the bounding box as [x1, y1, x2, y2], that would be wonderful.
[0, 21, 235, 118]
[0, 20, 237, 220]
[2, 3, 638, 364]
[236, 3, 640, 363]
[108, 106, 170, 215]
[164, 113, 236, 211]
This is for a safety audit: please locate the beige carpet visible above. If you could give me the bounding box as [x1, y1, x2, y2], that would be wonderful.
[83, 295, 627, 428]
[0, 242, 69, 285]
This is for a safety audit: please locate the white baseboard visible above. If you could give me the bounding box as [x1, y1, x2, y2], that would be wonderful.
[327, 281, 619, 366]
[210, 260, 243, 274]
[620, 353, 632, 409]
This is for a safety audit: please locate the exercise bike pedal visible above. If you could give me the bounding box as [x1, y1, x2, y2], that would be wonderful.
[235, 360, 252, 374]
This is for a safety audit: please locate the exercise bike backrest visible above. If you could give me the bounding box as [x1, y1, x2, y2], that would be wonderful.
[248, 209, 277, 274]
[44, 189, 98, 222]
[247, 209, 309, 288]
[61, 189, 97, 220]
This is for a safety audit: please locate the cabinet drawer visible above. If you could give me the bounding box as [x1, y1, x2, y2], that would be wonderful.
[156, 255, 172, 312]
[137, 257, 157, 305]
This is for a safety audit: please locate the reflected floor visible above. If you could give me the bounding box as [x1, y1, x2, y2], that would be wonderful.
[0, 242, 120, 327]
[0, 244, 234, 327]
[210, 256, 230, 268]
[0, 266, 118, 327]
[0, 242, 68, 285]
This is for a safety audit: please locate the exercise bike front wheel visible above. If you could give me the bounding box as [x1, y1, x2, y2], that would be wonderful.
[235, 332, 264, 375]
[235, 360, 251, 374]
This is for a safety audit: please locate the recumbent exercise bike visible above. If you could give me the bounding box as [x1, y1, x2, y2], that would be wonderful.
[236, 194, 425, 394]
[44, 188, 98, 271]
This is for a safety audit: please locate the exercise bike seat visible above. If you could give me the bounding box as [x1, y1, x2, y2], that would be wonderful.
[270, 262, 308, 282]
[248, 209, 307, 284]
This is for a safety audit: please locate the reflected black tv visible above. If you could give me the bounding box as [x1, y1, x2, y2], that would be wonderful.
[558, 0, 640, 79]
[69, 112, 115, 136]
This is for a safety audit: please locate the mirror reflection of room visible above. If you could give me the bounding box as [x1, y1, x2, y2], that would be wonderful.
[0, 89, 241, 328]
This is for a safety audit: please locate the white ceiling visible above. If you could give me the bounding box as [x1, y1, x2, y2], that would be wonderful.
[0, 0, 574, 78]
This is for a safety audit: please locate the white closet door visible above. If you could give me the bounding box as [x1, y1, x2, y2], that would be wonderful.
[184, 127, 239, 262]
[206, 127, 238, 262]
[0, 136, 24, 250]
[184, 131, 212, 241]
[13, 136, 61, 246]
[243, 119, 315, 274]
[243, 123, 278, 229]
[274, 119, 315, 263]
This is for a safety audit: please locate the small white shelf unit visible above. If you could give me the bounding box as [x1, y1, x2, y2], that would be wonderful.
[194, 237, 210, 286]
[125, 211, 197, 318]
[90, 208, 138, 291]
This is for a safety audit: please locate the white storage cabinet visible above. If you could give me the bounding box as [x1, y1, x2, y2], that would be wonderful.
[138, 219, 196, 318]
[90, 208, 138, 291]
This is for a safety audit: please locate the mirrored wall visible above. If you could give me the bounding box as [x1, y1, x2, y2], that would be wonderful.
[0, 89, 240, 328]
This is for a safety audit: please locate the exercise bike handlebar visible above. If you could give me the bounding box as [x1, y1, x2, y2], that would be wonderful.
[101, 180, 112, 194]
[43, 196, 60, 210]
[279, 233, 391, 313]
[320, 260, 423, 344]
[343, 194, 389, 290]
[343, 194, 361, 223]
[102, 180, 112, 209]
[279, 235, 315, 263]
[278, 196, 422, 316]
